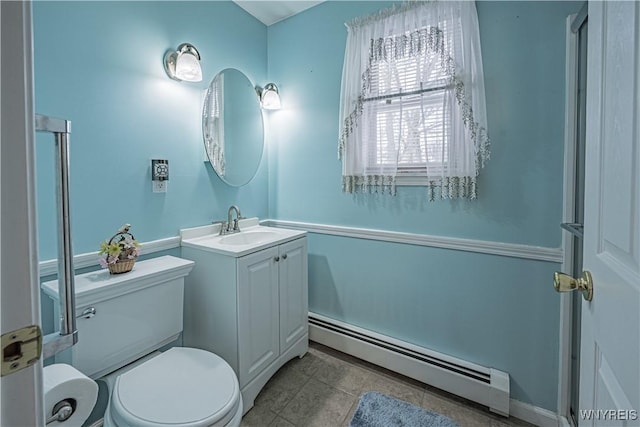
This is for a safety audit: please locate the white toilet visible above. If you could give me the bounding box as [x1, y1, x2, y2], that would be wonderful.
[42, 255, 243, 427]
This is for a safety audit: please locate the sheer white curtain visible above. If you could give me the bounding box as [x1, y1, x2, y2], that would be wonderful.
[203, 75, 225, 176]
[338, 1, 489, 200]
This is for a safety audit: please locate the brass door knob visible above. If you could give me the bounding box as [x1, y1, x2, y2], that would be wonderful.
[553, 271, 593, 301]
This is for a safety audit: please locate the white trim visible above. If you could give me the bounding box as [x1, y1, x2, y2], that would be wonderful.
[263, 219, 563, 263]
[308, 313, 564, 425]
[38, 236, 181, 277]
[558, 415, 572, 427]
[558, 13, 579, 421]
[310, 312, 492, 375]
[509, 399, 562, 427]
[309, 313, 510, 416]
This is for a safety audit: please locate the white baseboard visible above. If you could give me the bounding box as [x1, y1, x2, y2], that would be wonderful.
[309, 313, 563, 427]
[558, 414, 571, 427]
[309, 313, 510, 416]
[510, 399, 563, 427]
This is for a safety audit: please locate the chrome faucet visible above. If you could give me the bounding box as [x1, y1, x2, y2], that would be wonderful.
[214, 205, 243, 235]
[226, 205, 242, 233]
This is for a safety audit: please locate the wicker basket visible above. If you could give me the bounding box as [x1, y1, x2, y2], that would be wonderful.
[108, 258, 136, 274]
[104, 225, 138, 275]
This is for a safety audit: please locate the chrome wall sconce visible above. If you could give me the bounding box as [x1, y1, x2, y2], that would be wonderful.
[257, 83, 281, 110]
[164, 43, 202, 82]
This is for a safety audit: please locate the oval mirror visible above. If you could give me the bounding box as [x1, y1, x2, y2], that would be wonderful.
[203, 68, 264, 187]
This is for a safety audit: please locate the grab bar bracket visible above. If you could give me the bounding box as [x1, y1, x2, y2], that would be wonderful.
[42, 331, 77, 360]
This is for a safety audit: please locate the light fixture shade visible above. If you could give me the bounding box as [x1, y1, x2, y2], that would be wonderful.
[164, 43, 202, 82]
[260, 83, 281, 110]
[175, 52, 202, 82]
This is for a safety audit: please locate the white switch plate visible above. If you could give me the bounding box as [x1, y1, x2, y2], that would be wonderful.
[153, 181, 167, 193]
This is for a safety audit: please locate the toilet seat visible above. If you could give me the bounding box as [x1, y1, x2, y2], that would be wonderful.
[109, 347, 241, 427]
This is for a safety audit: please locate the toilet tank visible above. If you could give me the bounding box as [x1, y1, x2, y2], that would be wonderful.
[42, 256, 195, 379]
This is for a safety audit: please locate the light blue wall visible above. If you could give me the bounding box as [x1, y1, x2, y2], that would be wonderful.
[267, 1, 581, 411]
[308, 234, 562, 408]
[33, 0, 269, 340]
[33, 1, 269, 260]
[267, 0, 577, 247]
[33, 0, 581, 414]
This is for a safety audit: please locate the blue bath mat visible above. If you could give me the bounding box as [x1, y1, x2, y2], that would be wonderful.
[349, 391, 459, 427]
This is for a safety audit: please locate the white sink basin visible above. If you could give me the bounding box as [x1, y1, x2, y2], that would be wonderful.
[219, 230, 279, 245]
[180, 219, 306, 257]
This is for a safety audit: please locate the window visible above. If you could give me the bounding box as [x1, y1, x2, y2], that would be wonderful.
[338, 2, 489, 200]
[365, 31, 451, 176]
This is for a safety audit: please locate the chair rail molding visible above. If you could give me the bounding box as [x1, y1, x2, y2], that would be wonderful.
[39, 220, 562, 278]
[262, 219, 563, 263]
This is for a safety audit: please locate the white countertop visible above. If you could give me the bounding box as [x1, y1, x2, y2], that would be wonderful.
[180, 218, 306, 257]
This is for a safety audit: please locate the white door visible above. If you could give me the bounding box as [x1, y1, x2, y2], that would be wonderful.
[579, 2, 640, 425]
[0, 1, 45, 426]
[278, 238, 308, 353]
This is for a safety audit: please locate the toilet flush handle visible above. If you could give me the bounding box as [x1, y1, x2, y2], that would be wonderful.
[77, 307, 96, 319]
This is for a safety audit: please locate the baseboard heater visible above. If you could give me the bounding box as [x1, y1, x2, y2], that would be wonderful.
[308, 312, 510, 416]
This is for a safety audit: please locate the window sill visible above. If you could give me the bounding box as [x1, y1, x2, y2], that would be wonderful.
[394, 175, 439, 186]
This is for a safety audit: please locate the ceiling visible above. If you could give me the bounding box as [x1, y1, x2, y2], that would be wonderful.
[233, 1, 324, 26]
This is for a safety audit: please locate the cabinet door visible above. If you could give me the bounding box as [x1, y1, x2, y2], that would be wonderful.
[278, 238, 308, 353]
[237, 246, 280, 387]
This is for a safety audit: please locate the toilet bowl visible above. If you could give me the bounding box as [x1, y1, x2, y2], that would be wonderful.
[102, 348, 242, 427]
[41, 256, 242, 427]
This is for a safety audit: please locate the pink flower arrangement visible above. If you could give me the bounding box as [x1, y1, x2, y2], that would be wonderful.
[98, 224, 141, 269]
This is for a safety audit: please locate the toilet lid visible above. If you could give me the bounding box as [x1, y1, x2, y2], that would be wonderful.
[111, 347, 240, 427]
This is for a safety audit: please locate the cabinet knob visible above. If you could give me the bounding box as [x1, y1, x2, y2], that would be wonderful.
[274, 256, 280, 262]
[282, 254, 288, 260]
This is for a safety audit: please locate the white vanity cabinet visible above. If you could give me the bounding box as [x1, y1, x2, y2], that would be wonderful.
[238, 239, 308, 386]
[181, 225, 308, 414]
[275, 239, 308, 353]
